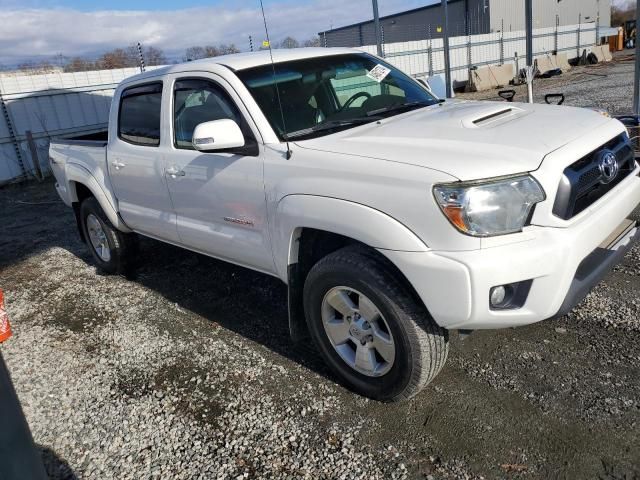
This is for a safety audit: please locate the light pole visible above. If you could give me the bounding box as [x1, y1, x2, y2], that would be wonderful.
[442, 0, 452, 98]
[372, 0, 383, 57]
[634, 0, 640, 116]
[525, 0, 533, 67]
[524, 0, 535, 103]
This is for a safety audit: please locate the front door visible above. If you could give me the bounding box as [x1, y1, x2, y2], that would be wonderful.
[162, 75, 275, 274]
[108, 81, 179, 243]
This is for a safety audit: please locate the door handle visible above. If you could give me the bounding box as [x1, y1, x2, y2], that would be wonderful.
[111, 160, 126, 170]
[166, 166, 186, 177]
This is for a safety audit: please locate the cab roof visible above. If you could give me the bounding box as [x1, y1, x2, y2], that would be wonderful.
[122, 47, 364, 85]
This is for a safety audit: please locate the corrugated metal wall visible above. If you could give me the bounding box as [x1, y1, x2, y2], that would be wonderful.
[321, 0, 611, 46]
[322, 0, 489, 46]
[489, 0, 611, 32]
[0, 67, 161, 184]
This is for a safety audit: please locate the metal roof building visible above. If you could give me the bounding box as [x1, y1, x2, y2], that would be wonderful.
[320, 0, 611, 47]
[489, 0, 611, 32]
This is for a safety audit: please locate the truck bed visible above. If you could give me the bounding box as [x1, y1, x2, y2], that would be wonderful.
[51, 130, 108, 147]
[49, 131, 110, 208]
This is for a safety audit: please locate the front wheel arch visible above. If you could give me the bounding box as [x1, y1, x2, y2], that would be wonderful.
[287, 228, 431, 343]
[273, 195, 429, 282]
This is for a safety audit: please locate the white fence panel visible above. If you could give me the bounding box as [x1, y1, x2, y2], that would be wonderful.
[371, 22, 595, 87]
[0, 66, 162, 184]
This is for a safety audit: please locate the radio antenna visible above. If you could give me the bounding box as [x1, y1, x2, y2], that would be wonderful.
[259, 0, 292, 159]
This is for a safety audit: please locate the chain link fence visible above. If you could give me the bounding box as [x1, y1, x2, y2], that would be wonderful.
[318, 0, 604, 88]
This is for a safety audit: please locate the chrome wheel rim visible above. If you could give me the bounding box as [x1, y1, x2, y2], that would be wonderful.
[86, 214, 111, 262]
[321, 287, 395, 377]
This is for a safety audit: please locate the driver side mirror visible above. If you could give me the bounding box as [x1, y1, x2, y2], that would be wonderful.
[192, 119, 245, 151]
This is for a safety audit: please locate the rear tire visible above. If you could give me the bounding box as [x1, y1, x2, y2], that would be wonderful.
[303, 245, 448, 402]
[79, 197, 136, 275]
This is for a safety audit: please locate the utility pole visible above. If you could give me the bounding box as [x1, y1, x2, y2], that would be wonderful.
[442, 0, 452, 98]
[525, 0, 533, 67]
[634, 0, 640, 115]
[372, 0, 383, 57]
[596, 0, 601, 45]
[136, 42, 146, 73]
[0, 89, 27, 180]
[524, 0, 535, 103]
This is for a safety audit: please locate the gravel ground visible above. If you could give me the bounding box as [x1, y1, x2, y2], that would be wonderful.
[1, 54, 640, 480]
[458, 51, 637, 116]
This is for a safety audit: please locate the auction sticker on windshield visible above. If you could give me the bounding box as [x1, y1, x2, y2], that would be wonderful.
[367, 64, 391, 83]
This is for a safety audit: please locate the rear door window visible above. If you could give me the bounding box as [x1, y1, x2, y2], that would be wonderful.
[118, 83, 163, 146]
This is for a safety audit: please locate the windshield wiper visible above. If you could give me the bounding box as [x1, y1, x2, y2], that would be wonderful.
[366, 101, 433, 117]
[283, 117, 382, 140]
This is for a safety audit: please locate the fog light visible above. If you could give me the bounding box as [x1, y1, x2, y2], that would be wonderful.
[490, 286, 507, 307]
[489, 280, 533, 310]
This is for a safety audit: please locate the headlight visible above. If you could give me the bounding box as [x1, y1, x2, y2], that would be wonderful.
[433, 175, 546, 237]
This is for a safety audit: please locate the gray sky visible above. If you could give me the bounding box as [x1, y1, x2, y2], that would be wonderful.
[612, 0, 634, 7]
[0, 0, 433, 67]
[0, 0, 626, 68]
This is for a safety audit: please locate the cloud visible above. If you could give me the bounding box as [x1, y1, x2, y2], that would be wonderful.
[0, 0, 429, 66]
[612, 0, 634, 7]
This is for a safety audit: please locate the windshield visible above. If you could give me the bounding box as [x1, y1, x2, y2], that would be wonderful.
[236, 53, 438, 140]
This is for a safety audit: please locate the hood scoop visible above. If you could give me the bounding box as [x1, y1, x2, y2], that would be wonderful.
[463, 106, 527, 129]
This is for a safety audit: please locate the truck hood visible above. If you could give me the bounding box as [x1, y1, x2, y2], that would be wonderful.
[295, 100, 612, 181]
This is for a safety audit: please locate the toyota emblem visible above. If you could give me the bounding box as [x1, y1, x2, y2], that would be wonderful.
[598, 151, 619, 184]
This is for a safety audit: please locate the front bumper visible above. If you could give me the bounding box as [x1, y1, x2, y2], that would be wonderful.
[556, 220, 639, 317]
[381, 173, 640, 330]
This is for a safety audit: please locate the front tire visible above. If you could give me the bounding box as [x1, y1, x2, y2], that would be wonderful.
[303, 245, 448, 402]
[80, 197, 136, 275]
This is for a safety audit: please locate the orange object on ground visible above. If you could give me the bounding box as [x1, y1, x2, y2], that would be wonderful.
[0, 290, 12, 343]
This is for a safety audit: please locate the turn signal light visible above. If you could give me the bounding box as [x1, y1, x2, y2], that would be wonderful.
[442, 205, 467, 232]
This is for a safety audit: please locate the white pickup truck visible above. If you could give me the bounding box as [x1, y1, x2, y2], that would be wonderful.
[50, 48, 640, 401]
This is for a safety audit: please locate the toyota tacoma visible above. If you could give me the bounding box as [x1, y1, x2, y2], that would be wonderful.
[50, 48, 640, 401]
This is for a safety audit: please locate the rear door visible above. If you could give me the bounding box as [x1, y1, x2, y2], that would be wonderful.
[108, 81, 179, 242]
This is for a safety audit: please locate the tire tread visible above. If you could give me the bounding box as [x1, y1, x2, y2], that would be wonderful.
[80, 197, 136, 275]
[305, 245, 448, 402]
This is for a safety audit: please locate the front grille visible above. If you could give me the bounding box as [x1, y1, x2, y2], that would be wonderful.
[553, 134, 637, 220]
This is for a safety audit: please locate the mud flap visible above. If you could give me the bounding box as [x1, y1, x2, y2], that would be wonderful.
[288, 264, 309, 342]
[73, 202, 86, 243]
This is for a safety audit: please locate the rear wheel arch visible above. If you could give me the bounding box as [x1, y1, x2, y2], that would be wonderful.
[71, 181, 94, 204]
[70, 182, 95, 242]
[66, 175, 131, 234]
